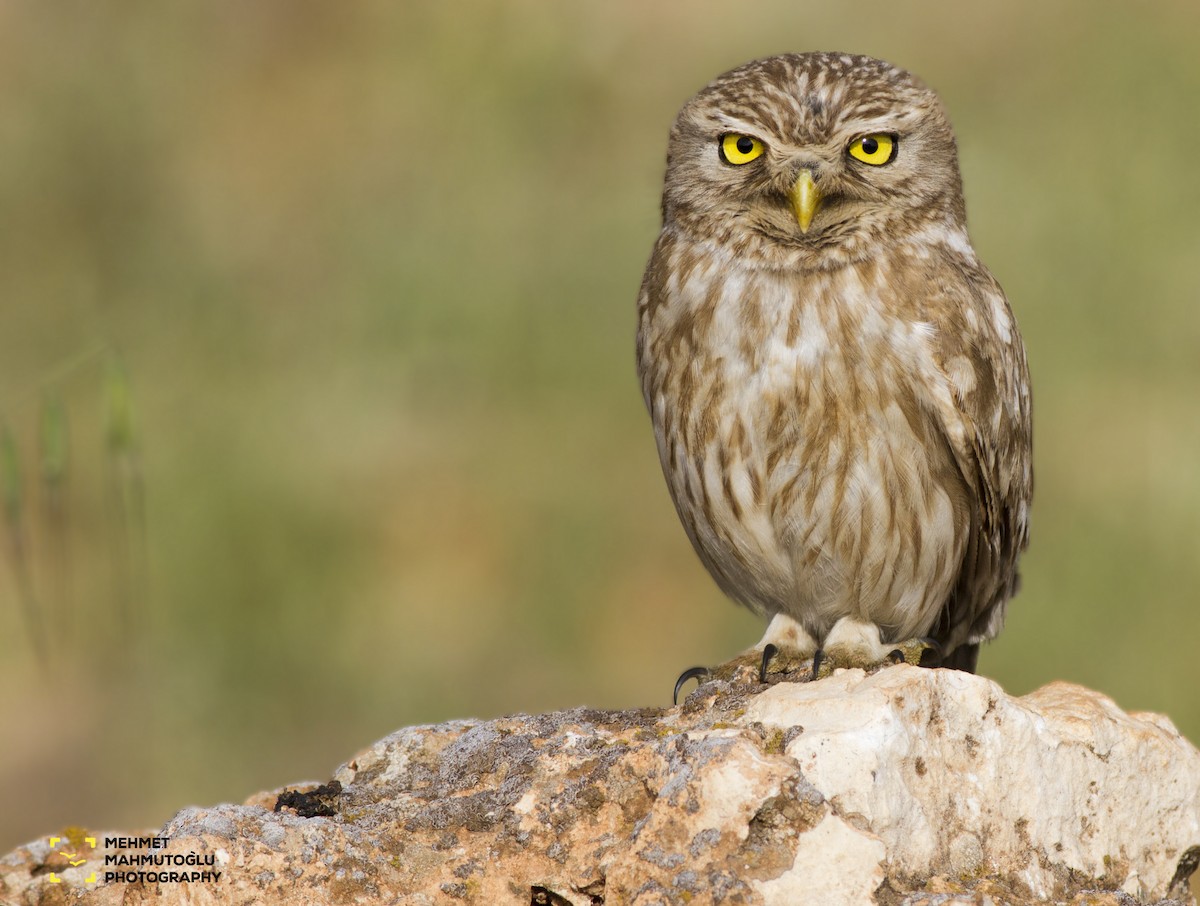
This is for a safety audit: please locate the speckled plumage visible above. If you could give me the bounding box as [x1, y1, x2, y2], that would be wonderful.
[637, 53, 1031, 671]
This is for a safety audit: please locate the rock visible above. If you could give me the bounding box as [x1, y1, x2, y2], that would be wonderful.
[2, 666, 1198, 905]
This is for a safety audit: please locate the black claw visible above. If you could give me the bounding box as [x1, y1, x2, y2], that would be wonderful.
[673, 666, 711, 705]
[918, 637, 943, 667]
[759, 644, 778, 684]
[887, 648, 905, 664]
[810, 648, 825, 680]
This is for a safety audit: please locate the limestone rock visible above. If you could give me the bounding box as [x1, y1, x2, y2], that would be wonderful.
[2, 666, 1198, 905]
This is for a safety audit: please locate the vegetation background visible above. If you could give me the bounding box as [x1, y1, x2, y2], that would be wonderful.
[2, 1, 1198, 856]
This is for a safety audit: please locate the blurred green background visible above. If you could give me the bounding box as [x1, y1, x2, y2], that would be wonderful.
[2, 1, 1198, 854]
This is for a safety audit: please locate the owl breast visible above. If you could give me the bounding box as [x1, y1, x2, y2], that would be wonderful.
[638, 233, 972, 644]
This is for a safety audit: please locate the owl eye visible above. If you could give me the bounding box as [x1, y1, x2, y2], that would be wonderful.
[847, 133, 897, 166]
[720, 134, 765, 165]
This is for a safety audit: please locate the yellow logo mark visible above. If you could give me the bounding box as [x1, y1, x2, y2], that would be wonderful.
[47, 833, 98, 886]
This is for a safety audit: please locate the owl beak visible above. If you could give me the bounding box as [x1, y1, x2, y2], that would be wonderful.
[790, 168, 821, 234]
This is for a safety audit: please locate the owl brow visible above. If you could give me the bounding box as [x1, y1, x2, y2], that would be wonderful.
[712, 116, 770, 140]
[845, 97, 925, 129]
[843, 118, 905, 139]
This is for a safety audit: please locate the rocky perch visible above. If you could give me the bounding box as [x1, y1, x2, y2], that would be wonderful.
[4, 666, 1199, 905]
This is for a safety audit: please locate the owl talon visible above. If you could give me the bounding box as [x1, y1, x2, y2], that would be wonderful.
[673, 665, 711, 705]
[759, 643, 778, 683]
[811, 648, 826, 680]
[882, 636, 941, 667]
[918, 637, 942, 666]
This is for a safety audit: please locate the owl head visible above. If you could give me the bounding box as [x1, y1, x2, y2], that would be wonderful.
[661, 52, 966, 271]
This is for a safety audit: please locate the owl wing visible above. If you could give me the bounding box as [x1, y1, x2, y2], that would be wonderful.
[922, 252, 1032, 667]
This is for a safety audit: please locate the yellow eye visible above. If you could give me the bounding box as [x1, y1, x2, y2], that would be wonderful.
[847, 134, 896, 166]
[720, 134, 765, 165]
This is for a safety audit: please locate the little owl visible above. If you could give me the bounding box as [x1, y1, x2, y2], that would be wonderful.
[636, 53, 1031, 689]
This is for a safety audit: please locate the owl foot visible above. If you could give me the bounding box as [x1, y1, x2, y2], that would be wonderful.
[672, 644, 815, 704]
[671, 615, 940, 703]
[811, 639, 938, 678]
[673, 613, 820, 703]
[750, 611, 821, 685]
[754, 641, 819, 685]
[811, 617, 940, 679]
[671, 652, 771, 704]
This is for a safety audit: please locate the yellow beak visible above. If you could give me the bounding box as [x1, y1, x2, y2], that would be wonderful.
[790, 168, 821, 234]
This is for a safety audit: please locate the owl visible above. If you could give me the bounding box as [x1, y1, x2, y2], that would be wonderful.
[636, 53, 1031, 686]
